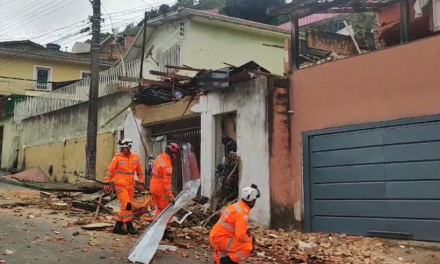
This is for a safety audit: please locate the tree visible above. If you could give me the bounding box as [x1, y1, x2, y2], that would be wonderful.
[222, 0, 286, 25]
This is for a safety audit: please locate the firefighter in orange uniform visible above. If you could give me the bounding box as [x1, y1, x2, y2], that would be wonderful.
[150, 142, 180, 242]
[209, 184, 260, 264]
[104, 138, 145, 235]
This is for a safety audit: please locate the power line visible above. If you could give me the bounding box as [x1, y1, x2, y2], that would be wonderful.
[0, 0, 80, 34]
[0, 0, 21, 7]
[0, 0, 42, 25]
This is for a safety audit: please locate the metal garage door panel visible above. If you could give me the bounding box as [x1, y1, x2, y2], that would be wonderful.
[306, 117, 440, 241]
[385, 161, 440, 181]
[311, 130, 382, 152]
[313, 200, 388, 218]
[388, 219, 440, 241]
[384, 142, 440, 162]
[382, 122, 440, 144]
[313, 164, 384, 183]
[313, 217, 387, 236]
[388, 201, 440, 219]
[312, 147, 384, 168]
[313, 182, 386, 199]
[387, 181, 440, 199]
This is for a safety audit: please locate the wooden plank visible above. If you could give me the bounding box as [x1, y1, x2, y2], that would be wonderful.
[117, 87, 139, 92]
[118, 76, 173, 87]
[149, 70, 192, 81]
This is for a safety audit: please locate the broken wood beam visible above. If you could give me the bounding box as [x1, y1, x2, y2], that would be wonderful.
[118, 76, 173, 87]
[117, 87, 139, 92]
[149, 70, 192, 81]
[246, 70, 286, 79]
[165, 65, 204, 72]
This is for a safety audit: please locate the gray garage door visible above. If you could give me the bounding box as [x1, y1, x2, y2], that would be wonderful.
[304, 118, 440, 241]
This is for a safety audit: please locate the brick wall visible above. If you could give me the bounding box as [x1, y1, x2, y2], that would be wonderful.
[306, 29, 356, 55]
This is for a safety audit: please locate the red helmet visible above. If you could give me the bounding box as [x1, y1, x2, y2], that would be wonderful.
[166, 143, 180, 155]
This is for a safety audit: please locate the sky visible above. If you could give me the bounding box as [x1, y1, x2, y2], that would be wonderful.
[0, 0, 177, 51]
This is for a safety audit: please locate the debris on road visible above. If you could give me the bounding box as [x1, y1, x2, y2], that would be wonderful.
[0, 185, 426, 264]
[81, 223, 114, 230]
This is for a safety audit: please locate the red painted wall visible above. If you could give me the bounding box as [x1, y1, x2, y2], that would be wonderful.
[289, 36, 440, 224]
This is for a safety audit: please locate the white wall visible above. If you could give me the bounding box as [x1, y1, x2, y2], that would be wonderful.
[142, 20, 189, 80]
[0, 117, 16, 170]
[186, 19, 287, 75]
[191, 78, 271, 226]
[123, 107, 148, 173]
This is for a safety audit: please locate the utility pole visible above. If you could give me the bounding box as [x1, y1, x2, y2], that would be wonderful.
[86, 0, 101, 180]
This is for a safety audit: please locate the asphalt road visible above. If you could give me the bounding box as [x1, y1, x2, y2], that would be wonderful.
[0, 182, 212, 264]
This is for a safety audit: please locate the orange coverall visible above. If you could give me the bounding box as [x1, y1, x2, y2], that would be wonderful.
[149, 153, 173, 223]
[209, 201, 253, 263]
[106, 153, 145, 223]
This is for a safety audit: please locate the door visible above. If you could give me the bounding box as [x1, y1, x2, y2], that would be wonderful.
[303, 116, 440, 241]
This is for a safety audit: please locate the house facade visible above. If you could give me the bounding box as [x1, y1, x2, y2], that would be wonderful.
[0, 40, 113, 96]
[124, 8, 292, 77]
[100, 34, 137, 61]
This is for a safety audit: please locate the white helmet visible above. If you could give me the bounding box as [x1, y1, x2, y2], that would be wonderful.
[118, 138, 133, 148]
[241, 184, 261, 202]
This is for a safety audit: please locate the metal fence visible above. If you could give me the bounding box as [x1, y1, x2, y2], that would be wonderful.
[13, 59, 141, 122]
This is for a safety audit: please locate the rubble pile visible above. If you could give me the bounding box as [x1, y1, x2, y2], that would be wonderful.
[174, 222, 385, 264]
[300, 52, 347, 69]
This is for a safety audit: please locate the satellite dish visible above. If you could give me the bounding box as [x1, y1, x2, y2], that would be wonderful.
[146, 45, 154, 57]
[145, 45, 158, 66]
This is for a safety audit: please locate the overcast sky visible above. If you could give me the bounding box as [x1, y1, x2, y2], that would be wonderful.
[0, 0, 176, 51]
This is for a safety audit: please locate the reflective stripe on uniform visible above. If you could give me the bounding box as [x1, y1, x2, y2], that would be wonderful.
[226, 237, 234, 251]
[115, 170, 135, 175]
[162, 195, 171, 199]
[157, 157, 166, 167]
[116, 188, 123, 194]
[218, 219, 235, 233]
[105, 174, 112, 179]
[117, 214, 133, 219]
[233, 203, 242, 213]
[165, 188, 172, 192]
[152, 174, 163, 179]
[138, 173, 145, 176]
[236, 252, 246, 261]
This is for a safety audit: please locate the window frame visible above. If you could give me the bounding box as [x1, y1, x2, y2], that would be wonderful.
[80, 71, 91, 79]
[33, 65, 53, 91]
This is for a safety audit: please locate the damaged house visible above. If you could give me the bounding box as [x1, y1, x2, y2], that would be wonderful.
[121, 61, 290, 228]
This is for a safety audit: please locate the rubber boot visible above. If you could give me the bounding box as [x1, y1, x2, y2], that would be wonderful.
[126, 221, 140, 235]
[162, 229, 174, 242]
[220, 256, 238, 264]
[112, 221, 128, 235]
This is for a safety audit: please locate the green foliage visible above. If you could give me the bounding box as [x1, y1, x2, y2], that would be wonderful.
[306, 13, 376, 34]
[221, 0, 286, 25]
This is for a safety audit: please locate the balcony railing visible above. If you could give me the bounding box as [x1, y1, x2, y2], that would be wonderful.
[13, 59, 141, 122]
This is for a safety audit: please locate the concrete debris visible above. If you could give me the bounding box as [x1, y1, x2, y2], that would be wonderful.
[51, 202, 70, 210]
[88, 238, 100, 246]
[81, 223, 114, 230]
[300, 52, 347, 69]
[173, 221, 388, 264]
[157, 245, 177, 251]
[2, 250, 14, 256]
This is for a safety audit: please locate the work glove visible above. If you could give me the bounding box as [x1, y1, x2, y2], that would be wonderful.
[168, 196, 175, 204]
[138, 184, 145, 192]
[103, 184, 111, 194]
[251, 234, 256, 254]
